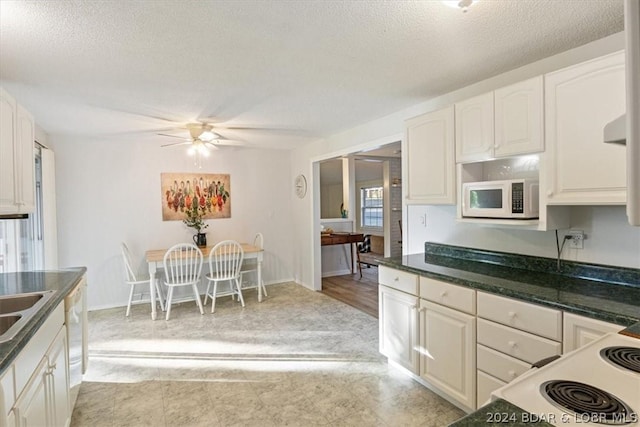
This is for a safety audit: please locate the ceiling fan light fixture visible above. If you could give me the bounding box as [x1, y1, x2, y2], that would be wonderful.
[199, 130, 218, 142]
[186, 123, 212, 138]
[188, 140, 211, 169]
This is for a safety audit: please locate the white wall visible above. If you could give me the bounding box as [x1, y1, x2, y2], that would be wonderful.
[320, 183, 343, 219]
[291, 32, 639, 292]
[53, 136, 294, 310]
[406, 205, 640, 267]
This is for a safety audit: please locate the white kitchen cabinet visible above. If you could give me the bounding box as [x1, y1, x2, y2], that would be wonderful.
[405, 106, 456, 204]
[14, 327, 68, 427]
[0, 87, 35, 215]
[14, 356, 48, 427]
[456, 78, 544, 164]
[544, 51, 626, 204]
[0, 88, 18, 213]
[0, 365, 16, 427]
[455, 92, 494, 163]
[379, 268, 477, 410]
[1, 303, 71, 427]
[494, 76, 544, 158]
[16, 105, 35, 213]
[379, 284, 419, 373]
[563, 313, 623, 353]
[419, 300, 476, 410]
[49, 328, 70, 427]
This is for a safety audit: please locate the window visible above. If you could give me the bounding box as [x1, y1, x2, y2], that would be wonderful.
[361, 186, 383, 228]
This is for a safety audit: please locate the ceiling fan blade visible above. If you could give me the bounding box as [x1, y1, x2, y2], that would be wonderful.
[160, 141, 191, 148]
[197, 117, 308, 135]
[216, 125, 287, 131]
[157, 132, 189, 139]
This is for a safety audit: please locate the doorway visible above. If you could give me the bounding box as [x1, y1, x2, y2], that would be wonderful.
[316, 141, 402, 316]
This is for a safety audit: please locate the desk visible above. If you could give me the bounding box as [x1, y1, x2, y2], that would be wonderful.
[320, 233, 364, 275]
[145, 243, 264, 320]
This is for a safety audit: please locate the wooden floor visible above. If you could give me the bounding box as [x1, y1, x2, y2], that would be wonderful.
[321, 266, 379, 318]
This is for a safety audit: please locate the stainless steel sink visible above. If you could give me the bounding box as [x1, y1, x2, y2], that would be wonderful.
[0, 291, 56, 343]
[0, 315, 22, 335]
[0, 293, 45, 314]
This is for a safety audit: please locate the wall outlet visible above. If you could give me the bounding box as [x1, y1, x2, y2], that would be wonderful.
[567, 230, 585, 249]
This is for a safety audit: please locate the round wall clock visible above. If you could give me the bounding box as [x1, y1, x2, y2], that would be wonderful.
[295, 174, 307, 198]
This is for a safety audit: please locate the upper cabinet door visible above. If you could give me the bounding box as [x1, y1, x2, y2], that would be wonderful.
[494, 76, 544, 158]
[0, 88, 35, 215]
[16, 105, 35, 213]
[544, 51, 626, 205]
[405, 106, 456, 205]
[0, 88, 18, 214]
[455, 92, 494, 163]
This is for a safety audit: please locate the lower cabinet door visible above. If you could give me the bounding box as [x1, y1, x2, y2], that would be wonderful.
[50, 328, 71, 427]
[562, 313, 623, 353]
[13, 326, 70, 427]
[419, 300, 476, 410]
[379, 285, 419, 373]
[14, 357, 48, 427]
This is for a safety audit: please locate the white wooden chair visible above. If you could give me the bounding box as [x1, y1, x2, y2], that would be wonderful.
[204, 240, 245, 313]
[162, 243, 204, 320]
[240, 232, 267, 297]
[121, 242, 165, 317]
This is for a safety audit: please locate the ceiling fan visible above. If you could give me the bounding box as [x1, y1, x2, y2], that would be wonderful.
[158, 122, 243, 168]
[158, 122, 235, 149]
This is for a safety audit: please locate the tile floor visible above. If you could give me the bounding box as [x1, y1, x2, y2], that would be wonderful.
[70, 282, 466, 426]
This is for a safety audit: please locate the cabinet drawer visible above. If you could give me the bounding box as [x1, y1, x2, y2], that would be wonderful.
[477, 292, 561, 340]
[419, 277, 476, 315]
[477, 370, 506, 409]
[477, 319, 561, 365]
[477, 344, 531, 384]
[379, 266, 418, 295]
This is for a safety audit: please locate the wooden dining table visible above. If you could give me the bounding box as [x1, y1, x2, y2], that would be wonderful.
[145, 243, 264, 320]
[320, 232, 364, 275]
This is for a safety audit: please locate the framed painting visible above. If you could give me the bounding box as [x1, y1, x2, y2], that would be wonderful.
[161, 173, 231, 220]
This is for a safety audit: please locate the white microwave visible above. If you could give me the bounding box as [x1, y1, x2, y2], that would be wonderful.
[462, 179, 539, 219]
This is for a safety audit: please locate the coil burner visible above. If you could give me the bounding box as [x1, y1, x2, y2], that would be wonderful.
[541, 380, 636, 425]
[600, 346, 640, 374]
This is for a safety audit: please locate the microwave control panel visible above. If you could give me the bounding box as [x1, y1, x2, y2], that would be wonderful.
[512, 182, 524, 214]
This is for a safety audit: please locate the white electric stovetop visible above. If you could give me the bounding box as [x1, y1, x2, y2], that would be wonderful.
[492, 333, 640, 426]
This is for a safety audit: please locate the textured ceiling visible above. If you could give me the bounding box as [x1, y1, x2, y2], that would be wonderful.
[0, 0, 624, 149]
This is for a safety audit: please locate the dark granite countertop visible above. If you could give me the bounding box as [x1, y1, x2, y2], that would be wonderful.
[449, 399, 553, 427]
[0, 268, 87, 372]
[378, 243, 640, 328]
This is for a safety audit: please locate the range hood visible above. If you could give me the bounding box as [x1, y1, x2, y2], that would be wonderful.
[603, 114, 626, 145]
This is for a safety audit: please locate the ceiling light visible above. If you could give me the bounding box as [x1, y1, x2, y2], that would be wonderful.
[199, 130, 218, 142]
[442, 0, 477, 12]
[187, 140, 210, 169]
